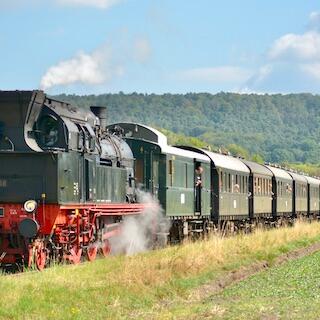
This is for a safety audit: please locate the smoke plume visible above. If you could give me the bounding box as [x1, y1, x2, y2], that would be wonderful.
[109, 191, 170, 255]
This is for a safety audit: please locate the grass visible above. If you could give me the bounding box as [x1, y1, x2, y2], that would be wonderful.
[171, 246, 320, 320]
[1, 221, 320, 319]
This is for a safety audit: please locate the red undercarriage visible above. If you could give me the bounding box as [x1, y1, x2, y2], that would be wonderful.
[0, 202, 147, 270]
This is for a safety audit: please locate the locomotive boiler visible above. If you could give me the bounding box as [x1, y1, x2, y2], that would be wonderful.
[0, 90, 144, 270]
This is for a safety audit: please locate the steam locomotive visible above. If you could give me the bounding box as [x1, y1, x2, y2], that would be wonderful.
[0, 91, 145, 270]
[0, 90, 319, 271]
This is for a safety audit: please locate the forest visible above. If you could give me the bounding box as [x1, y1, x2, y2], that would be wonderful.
[54, 92, 320, 175]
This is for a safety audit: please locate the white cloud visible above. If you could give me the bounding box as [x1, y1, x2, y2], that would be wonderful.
[268, 31, 320, 61]
[0, 0, 41, 9]
[55, 0, 121, 9]
[40, 46, 123, 90]
[300, 63, 320, 81]
[0, 0, 122, 9]
[309, 11, 320, 30]
[179, 66, 252, 84]
[250, 65, 272, 84]
[259, 12, 320, 92]
[133, 38, 152, 63]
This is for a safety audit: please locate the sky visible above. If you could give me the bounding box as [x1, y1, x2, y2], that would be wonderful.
[1, 0, 320, 95]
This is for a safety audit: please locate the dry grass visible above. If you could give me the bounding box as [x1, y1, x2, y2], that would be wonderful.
[0, 221, 320, 319]
[110, 220, 320, 288]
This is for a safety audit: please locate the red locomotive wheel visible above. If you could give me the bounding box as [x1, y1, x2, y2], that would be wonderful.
[87, 245, 98, 262]
[35, 246, 46, 271]
[68, 245, 82, 264]
[102, 239, 111, 257]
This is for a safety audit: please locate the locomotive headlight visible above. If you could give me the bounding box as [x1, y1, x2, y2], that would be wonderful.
[24, 200, 37, 213]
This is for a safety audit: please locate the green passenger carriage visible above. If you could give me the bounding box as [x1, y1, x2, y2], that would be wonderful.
[241, 160, 273, 220]
[305, 176, 320, 216]
[288, 172, 308, 217]
[107, 123, 211, 239]
[266, 165, 293, 218]
[199, 150, 250, 222]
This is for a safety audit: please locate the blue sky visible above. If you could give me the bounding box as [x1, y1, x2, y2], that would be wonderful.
[1, 0, 320, 94]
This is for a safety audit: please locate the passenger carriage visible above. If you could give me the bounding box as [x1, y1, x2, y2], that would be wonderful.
[241, 160, 273, 220]
[288, 172, 308, 217]
[304, 176, 320, 217]
[107, 123, 211, 240]
[265, 165, 293, 218]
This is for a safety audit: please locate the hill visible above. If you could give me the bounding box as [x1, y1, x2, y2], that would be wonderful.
[54, 92, 320, 164]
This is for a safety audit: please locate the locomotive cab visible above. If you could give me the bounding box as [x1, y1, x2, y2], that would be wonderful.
[36, 112, 61, 148]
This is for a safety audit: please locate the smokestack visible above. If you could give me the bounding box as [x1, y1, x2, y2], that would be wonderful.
[90, 106, 107, 131]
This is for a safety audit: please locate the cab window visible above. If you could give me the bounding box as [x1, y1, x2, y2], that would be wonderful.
[37, 115, 59, 147]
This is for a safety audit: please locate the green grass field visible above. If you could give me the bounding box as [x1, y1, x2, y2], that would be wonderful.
[171, 249, 320, 320]
[1, 222, 320, 319]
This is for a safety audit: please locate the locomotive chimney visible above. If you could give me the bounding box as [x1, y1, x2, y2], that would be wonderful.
[90, 106, 107, 131]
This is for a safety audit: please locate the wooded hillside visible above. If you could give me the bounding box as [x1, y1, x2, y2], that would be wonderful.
[55, 92, 320, 165]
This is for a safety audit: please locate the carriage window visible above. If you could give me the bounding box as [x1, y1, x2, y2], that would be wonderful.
[168, 160, 173, 187]
[266, 178, 269, 196]
[268, 179, 271, 195]
[234, 175, 240, 193]
[243, 177, 245, 194]
[185, 163, 188, 188]
[265, 179, 267, 195]
[220, 171, 223, 192]
[244, 177, 248, 193]
[279, 181, 281, 196]
[228, 174, 231, 192]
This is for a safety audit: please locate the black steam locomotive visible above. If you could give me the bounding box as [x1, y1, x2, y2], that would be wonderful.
[0, 90, 144, 270]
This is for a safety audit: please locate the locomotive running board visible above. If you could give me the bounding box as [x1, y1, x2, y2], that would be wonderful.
[59, 203, 152, 216]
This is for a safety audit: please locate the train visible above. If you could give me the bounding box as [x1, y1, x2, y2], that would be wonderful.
[107, 123, 320, 241]
[0, 90, 319, 270]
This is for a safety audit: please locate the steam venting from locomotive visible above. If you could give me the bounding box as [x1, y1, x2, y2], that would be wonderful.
[110, 191, 170, 255]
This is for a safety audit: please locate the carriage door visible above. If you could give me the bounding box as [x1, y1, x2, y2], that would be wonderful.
[151, 152, 159, 197]
[195, 161, 202, 215]
[135, 158, 144, 188]
[134, 150, 149, 191]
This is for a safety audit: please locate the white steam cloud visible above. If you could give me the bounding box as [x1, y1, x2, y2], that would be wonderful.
[40, 46, 124, 90]
[40, 36, 152, 90]
[40, 52, 105, 90]
[109, 191, 170, 255]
